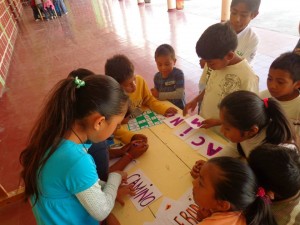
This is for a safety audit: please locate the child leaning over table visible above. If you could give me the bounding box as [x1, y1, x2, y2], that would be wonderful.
[105, 54, 177, 144]
[183, 22, 259, 130]
[151, 44, 186, 110]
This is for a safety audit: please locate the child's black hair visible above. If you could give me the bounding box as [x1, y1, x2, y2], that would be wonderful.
[248, 144, 300, 200]
[195, 22, 238, 60]
[219, 90, 295, 147]
[105, 54, 135, 84]
[270, 52, 300, 82]
[155, 44, 176, 60]
[230, 0, 261, 13]
[209, 157, 277, 225]
[68, 68, 95, 79]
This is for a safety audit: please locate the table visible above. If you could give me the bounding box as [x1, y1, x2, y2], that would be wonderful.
[112, 119, 228, 225]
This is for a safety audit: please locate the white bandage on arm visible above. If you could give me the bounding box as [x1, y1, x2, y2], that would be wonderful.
[76, 173, 121, 221]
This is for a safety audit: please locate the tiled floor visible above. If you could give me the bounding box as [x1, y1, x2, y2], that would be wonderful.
[0, 0, 298, 224]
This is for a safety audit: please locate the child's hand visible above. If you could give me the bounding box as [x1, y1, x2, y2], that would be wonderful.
[131, 134, 148, 143]
[128, 140, 148, 159]
[190, 160, 206, 179]
[200, 118, 221, 129]
[151, 88, 159, 98]
[183, 98, 198, 116]
[197, 208, 212, 221]
[164, 107, 177, 117]
[116, 184, 135, 206]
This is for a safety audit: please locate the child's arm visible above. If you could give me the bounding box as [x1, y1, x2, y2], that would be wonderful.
[183, 90, 205, 116]
[75, 172, 123, 221]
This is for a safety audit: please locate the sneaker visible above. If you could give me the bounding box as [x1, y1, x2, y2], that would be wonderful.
[64, 12, 68, 14]
[35, 19, 40, 21]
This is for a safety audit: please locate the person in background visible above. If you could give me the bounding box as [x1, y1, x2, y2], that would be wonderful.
[151, 44, 186, 110]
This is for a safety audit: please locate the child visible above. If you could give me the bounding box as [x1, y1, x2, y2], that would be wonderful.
[35, 0, 49, 20]
[260, 52, 300, 136]
[68, 68, 148, 181]
[229, 0, 260, 63]
[20, 75, 135, 224]
[183, 22, 258, 129]
[43, 0, 56, 19]
[248, 144, 300, 225]
[192, 156, 277, 225]
[105, 54, 177, 144]
[30, 0, 40, 21]
[151, 44, 186, 110]
[190, 90, 297, 179]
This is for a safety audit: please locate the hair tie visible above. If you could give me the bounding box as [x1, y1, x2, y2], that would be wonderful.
[74, 76, 85, 88]
[263, 98, 269, 108]
[256, 187, 266, 197]
[256, 187, 271, 204]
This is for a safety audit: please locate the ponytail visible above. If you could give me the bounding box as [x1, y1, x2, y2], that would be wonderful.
[245, 192, 277, 225]
[264, 98, 295, 145]
[209, 157, 277, 225]
[20, 79, 77, 203]
[219, 91, 296, 146]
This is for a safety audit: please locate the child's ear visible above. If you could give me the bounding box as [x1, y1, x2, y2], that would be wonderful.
[244, 125, 259, 138]
[94, 116, 105, 131]
[250, 11, 259, 19]
[225, 51, 234, 61]
[294, 80, 300, 89]
[216, 200, 231, 212]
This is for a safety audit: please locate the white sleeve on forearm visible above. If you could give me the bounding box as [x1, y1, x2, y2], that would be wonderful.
[75, 173, 121, 221]
[158, 88, 184, 100]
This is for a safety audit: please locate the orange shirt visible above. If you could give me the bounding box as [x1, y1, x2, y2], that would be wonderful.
[199, 212, 246, 225]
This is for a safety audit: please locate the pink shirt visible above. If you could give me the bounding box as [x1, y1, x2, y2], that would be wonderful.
[43, 0, 54, 10]
[199, 212, 246, 225]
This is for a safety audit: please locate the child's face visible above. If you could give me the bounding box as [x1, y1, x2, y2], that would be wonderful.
[155, 55, 176, 78]
[192, 162, 222, 211]
[121, 75, 137, 94]
[230, 3, 257, 34]
[219, 108, 248, 143]
[267, 68, 300, 101]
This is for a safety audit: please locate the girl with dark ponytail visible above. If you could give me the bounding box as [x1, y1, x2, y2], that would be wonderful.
[192, 156, 277, 225]
[190, 90, 297, 179]
[218, 90, 297, 158]
[20, 75, 133, 225]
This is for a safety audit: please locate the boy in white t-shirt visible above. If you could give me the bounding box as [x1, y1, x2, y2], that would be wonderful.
[230, 0, 261, 64]
[183, 22, 258, 129]
[260, 52, 300, 136]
